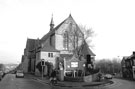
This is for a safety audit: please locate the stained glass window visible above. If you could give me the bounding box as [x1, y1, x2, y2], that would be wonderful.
[63, 31, 68, 50]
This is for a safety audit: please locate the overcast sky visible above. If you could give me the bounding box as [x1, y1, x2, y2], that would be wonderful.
[0, 0, 135, 64]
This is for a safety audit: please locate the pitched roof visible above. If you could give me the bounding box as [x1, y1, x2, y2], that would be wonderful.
[41, 14, 76, 43]
[60, 54, 73, 58]
[40, 14, 92, 55]
[26, 38, 37, 51]
[41, 19, 65, 43]
[41, 46, 59, 52]
[81, 41, 96, 56]
[39, 17, 67, 52]
[40, 15, 72, 52]
[40, 38, 59, 52]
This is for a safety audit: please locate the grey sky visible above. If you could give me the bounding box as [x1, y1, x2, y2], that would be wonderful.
[0, 0, 135, 63]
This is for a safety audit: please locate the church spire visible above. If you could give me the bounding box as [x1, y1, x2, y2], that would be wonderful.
[50, 14, 54, 31]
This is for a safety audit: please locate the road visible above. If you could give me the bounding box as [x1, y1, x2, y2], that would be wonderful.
[0, 74, 98, 89]
[1, 74, 135, 89]
[104, 78, 135, 89]
[0, 74, 52, 89]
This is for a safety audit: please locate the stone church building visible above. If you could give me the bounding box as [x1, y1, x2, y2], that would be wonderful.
[22, 14, 95, 78]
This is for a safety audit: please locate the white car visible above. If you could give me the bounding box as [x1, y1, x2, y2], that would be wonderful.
[16, 70, 24, 78]
[104, 74, 112, 79]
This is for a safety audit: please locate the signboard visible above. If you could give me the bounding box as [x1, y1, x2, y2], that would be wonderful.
[41, 59, 45, 66]
[71, 62, 78, 67]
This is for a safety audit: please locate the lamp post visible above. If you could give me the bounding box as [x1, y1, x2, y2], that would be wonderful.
[41, 59, 45, 79]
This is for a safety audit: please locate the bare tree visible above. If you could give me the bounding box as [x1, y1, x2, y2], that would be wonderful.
[74, 24, 95, 58]
[79, 25, 94, 39]
[63, 24, 95, 60]
[79, 24, 95, 48]
[95, 58, 121, 74]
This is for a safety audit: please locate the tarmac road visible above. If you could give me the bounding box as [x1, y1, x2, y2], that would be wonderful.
[0, 73, 104, 89]
[0, 74, 51, 89]
[104, 78, 135, 89]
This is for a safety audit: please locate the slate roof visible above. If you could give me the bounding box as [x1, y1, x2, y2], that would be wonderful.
[38, 14, 95, 56]
[41, 46, 59, 52]
[41, 14, 76, 42]
[40, 37, 59, 52]
[81, 41, 96, 56]
[59, 54, 73, 62]
[39, 15, 71, 52]
[26, 38, 37, 51]
[60, 54, 73, 58]
[41, 19, 65, 43]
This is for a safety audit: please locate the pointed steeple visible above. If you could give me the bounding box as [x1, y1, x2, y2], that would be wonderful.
[50, 14, 54, 31]
[69, 13, 73, 18]
[69, 13, 71, 17]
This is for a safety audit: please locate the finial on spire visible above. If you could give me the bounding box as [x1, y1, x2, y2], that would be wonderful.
[69, 12, 73, 18]
[50, 14, 54, 31]
[50, 14, 54, 25]
[69, 12, 71, 17]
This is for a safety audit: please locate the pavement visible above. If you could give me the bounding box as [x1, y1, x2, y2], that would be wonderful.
[25, 73, 113, 88]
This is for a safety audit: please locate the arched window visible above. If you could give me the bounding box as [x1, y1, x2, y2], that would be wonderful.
[63, 31, 69, 50]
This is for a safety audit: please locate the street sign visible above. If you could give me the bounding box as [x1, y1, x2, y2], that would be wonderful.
[41, 59, 45, 66]
[133, 66, 135, 68]
[71, 62, 78, 67]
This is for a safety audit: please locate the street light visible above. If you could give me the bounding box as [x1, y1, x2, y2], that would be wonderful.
[41, 59, 45, 79]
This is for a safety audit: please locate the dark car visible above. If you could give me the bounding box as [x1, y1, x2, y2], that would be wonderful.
[0, 71, 4, 80]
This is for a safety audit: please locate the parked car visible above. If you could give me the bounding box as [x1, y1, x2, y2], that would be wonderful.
[104, 74, 113, 79]
[0, 71, 4, 80]
[16, 70, 24, 78]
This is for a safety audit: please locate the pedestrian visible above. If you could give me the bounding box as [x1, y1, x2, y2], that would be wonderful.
[97, 73, 102, 81]
[49, 69, 57, 85]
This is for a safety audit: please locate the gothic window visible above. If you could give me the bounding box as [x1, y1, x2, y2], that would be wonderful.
[63, 31, 68, 50]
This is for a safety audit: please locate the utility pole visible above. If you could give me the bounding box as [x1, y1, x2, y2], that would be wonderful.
[41, 59, 45, 80]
